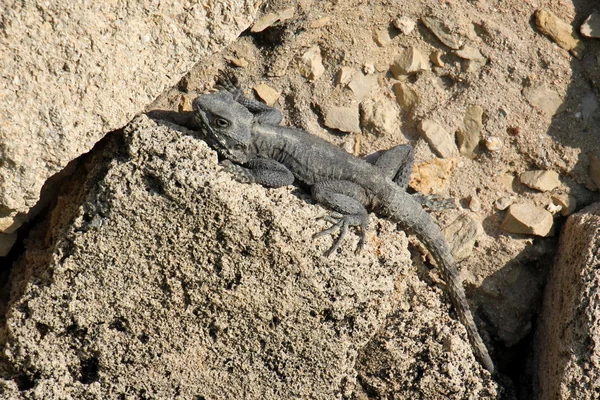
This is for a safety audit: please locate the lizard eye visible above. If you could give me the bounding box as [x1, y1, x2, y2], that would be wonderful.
[215, 117, 230, 128]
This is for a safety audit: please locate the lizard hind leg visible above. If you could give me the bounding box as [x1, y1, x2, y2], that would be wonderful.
[311, 181, 369, 257]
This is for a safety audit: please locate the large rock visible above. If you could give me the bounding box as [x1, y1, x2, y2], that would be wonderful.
[0, 117, 498, 398]
[535, 203, 600, 400]
[0, 0, 262, 234]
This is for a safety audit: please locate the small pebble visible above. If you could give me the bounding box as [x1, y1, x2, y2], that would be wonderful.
[494, 196, 514, 210]
[485, 137, 502, 152]
[393, 16, 416, 35]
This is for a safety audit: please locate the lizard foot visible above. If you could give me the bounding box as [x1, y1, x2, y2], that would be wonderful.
[220, 160, 255, 183]
[313, 212, 366, 257]
[216, 69, 243, 100]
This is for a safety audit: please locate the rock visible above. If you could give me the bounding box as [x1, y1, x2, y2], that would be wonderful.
[0, 116, 497, 398]
[535, 203, 600, 400]
[253, 83, 280, 106]
[309, 16, 331, 29]
[392, 81, 419, 112]
[393, 16, 416, 35]
[519, 170, 561, 192]
[523, 83, 566, 116]
[373, 29, 392, 46]
[456, 105, 484, 158]
[336, 67, 356, 86]
[546, 202, 563, 214]
[455, 46, 487, 72]
[443, 214, 483, 262]
[551, 194, 577, 216]
[390, 47, 430, 78]
[0, 232, 17, 257]
[468, 195, 482, 212]
[501, 204, 554, 236]
[348, 73, 377, 100]
[421, 16, 462, 50]
[178, 95, 193, 112]
[251, 7, 295, 32]
[429, 51, 445, 67]
[324, 106, 361, 133]
[417, 119, 457, 159]
[580, 93, 598, 125]
[251, 13, 280, 32]
[485, 137, 502, 152]
[591, 155, 600, 190]
[298, 46, 325, 81]
[360, 98, 399, 136]
[409, 158, 456, 195]
[494, 196, 515, 211]
[228, 56, 249, 68]
[580, 13, 600, 38]
[535, 9, 585, 58]
[362, 63, 376, 75]
[0, 0, 262, 232]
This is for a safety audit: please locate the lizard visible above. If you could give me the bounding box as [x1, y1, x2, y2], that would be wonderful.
[157, 73, 495, 373]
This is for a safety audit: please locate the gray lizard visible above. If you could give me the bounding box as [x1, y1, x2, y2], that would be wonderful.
[172, 75, 494, 373]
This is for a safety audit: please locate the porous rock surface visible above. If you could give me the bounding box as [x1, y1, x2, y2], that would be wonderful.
[535, 202, 600, 400]
[0, 117, 497, 398]
[0, 0, 262, 232]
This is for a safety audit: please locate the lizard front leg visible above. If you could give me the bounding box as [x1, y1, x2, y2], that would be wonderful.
[311, 181, 369, 257]
[221, 158, 294, 188]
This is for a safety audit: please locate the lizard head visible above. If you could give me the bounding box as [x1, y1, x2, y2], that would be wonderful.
[192, 91, 254, 163]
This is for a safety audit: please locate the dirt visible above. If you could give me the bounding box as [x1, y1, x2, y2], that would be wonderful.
[148, 0, 600, 395]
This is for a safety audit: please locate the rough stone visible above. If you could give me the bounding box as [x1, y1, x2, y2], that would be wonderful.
[393, 16, 416, 35]
[324, 106, 361, 133]
[535, 203, 600, 400]
[373, 29, 392, 46]
[501, 204, 554, 237]
[429, 51, 445, 67]
[409, 158, 456, 195]
[580, 13, 600, 38]
[253, 83, 281, 106]
[535, 9, 585, 58]
[523, 84, 566, 116]
[251, 7, 295, 32]
[519, 170, 561, 192]
[336, 67, 356, 86]
[390, 47, 430, 78]
[443, 214, 483, 262]
[484, 137, 502, 152]
[417, 119, 457, 159]
[348, 73, 377, 100]
[0, 116, 498, 398]
[551, 194, 577, 216]
[494, 196, 515, 211]
[309, 16, 331, 29]
[455, 46, 487, 72]
[456, 105, 484, 158]
[360, 98, 399, 136]
[0, 0, 262, 232]
[421, 16, 462, 50]
[392, 81, 419, 112]
[0, 232, 17, 257]
[468, 195, 482, 212]
[591, 155, 600, 190]
[298, 46, 325, 81]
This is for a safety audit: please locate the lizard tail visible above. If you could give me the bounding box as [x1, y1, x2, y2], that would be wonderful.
[380, 188, 495, 373]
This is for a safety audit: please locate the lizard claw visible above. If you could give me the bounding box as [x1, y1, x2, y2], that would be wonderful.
[220, 160, 255, 183]
[313, 212, 367, 257]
